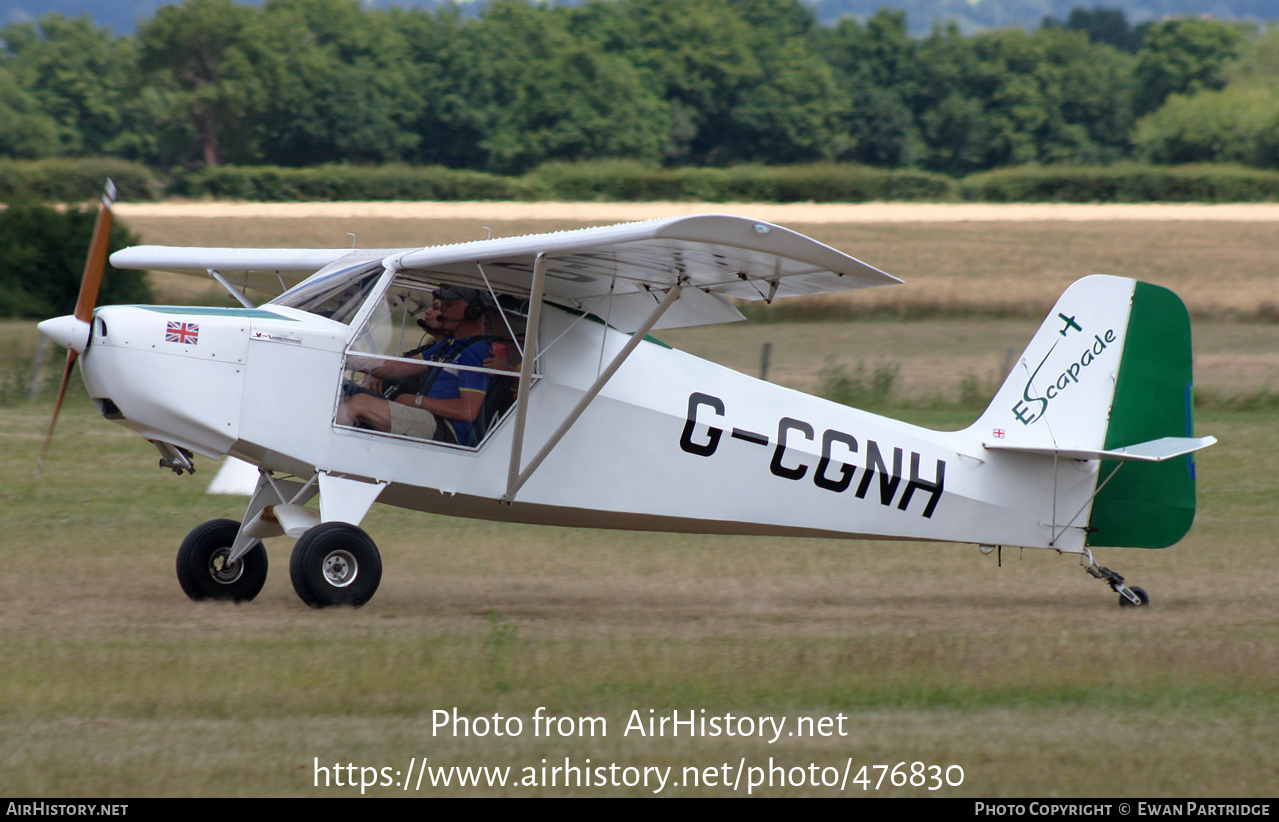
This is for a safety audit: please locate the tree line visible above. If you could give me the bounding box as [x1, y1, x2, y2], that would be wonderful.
[0, 0, 1275, 177]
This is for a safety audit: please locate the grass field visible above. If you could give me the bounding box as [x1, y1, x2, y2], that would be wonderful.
[0, 212, 1275, 797]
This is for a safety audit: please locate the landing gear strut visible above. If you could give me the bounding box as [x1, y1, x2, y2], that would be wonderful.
[1081, 548, 1149, 607]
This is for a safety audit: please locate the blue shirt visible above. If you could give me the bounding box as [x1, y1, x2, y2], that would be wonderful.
[418, 336, 494, 444]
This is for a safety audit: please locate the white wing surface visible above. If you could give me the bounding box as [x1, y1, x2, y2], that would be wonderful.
[110, 214, 900, 331]
[109, 247, 398, 299]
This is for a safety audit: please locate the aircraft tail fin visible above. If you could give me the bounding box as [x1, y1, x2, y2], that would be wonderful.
[967, 275, 1205, 548]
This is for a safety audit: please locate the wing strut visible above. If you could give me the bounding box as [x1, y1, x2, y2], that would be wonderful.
[504, 278, 685, 502]
[505, 253, 548, 501]
[208, 269, 256, 308]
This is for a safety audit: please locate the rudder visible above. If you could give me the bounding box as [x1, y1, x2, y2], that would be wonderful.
[1086, 281, 1199, 548]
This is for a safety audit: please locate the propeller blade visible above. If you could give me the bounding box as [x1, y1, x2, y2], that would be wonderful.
[36, 350, 78, 477]
[74, 179, 117, 323]
[35, 179, 117, 477]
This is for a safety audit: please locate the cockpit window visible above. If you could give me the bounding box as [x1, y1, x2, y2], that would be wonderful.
[334, 273, 530, 449]
[270, 259, 384, 325]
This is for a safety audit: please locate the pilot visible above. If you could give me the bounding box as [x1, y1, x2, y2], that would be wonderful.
[337, 286, 495, 445]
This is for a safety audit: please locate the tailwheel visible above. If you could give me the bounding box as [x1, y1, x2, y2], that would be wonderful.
[1081, 548, 1149, 608]
[1119, 586, 1150, 608]
[289, 522, 382, 608]
[176, 518, 268, 602]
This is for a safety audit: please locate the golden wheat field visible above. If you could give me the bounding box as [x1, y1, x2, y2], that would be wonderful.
[0, 204, 1275, 797]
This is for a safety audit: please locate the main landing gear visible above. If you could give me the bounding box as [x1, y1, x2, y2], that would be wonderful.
[176, 518, 382, 608]
[1082, 548, 1150, 607]
[289, 522, 382, 608]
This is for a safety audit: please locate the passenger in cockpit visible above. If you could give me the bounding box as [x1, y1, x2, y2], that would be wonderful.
[416, 296, 445, 340]
[337, 287, 495, 445]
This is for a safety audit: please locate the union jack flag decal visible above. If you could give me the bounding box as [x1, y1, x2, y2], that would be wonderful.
[166, 321, 199, 345]
[992, 428, 1006, 439]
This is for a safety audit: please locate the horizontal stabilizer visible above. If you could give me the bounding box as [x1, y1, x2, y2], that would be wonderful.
[984, 435, 1216, 463]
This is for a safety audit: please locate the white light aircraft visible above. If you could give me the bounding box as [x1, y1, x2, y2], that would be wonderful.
[38, 183, 1215, 608]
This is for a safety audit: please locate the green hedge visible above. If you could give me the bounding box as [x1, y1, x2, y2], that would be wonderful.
[0, 201, 149, 319]
[8, 158, 1279, 204]
[172, 160, 954, 203]
[524, 160, 954, 202]
[728, 163, 954, 202]
[175, 164, 536, 201]
[960, 163, 1279, 203]
[0, 158, 162, 203]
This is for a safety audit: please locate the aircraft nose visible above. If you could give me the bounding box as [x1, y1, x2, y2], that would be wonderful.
[38, 314, 92, 354]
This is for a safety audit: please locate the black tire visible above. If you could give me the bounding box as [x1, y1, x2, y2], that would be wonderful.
[289, 522, 382, 608]
[1118, 586, 1150, 607]
[176, 518, 268, 602]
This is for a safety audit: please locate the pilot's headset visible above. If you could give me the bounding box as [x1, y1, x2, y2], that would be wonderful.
[435, 285, 496, 322]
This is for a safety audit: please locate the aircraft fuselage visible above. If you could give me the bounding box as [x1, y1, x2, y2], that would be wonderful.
[81, 301, 1094, 553]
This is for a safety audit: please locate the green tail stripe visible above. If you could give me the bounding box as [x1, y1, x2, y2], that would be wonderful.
[1087, 282, 1198, 548]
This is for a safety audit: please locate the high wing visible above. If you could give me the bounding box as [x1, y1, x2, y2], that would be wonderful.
[109, 214, 900, 331]
[107, 246, 398, 302]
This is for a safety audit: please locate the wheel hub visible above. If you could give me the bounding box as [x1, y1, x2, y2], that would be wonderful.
[322, 549, 358, 588]
[208, 547, 244, 585]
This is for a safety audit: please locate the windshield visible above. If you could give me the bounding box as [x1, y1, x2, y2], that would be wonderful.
[335, 272, 531, 449]
[270, 259, 385, 325]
